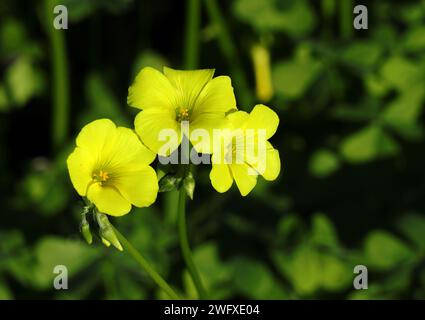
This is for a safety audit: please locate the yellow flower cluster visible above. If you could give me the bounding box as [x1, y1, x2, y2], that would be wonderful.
[67, 67, 280, 216]
[67, 119, 158, 216]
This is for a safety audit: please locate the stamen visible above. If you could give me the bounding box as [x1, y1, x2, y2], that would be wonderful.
[93, 170, 110, 185]
[176, 108, 190, 122]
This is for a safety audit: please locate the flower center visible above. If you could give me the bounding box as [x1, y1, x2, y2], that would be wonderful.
[176, 107, 190, 122]
[92, 170, 110, 185]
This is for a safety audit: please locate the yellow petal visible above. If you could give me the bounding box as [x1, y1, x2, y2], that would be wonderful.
[112, 127, 156, 166]
[245, 141, 281, 180]
[190, 113, 227, 154]
[245, 104, 279, 139]
[134, 109, 181, 156]
[76, 119, 116, 155]
[263, 142, 281, 181]
[83, 123, 155, 171]
[210, 163, 233, 193]
[127, 67, 177, 110]
[163, 67, 214, 109]
[115, 166, 159, 207]
[230, 163, 258, 196]
[67, 147, 94, 196]
[192, 76, 237, 118]
[87, 184, 131, 216]
[227, 110, 249, 129]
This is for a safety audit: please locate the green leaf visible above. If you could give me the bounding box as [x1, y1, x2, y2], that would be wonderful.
[339, 125, 399, 164]
[397, 213, 425, 250]
[0, 231, 34, 286]
[400, 3, 425, 25]
[403, 26, 425, 52]
[33, 236, 100, 288]
[17, 164, 69, 216]
[380, 56, 422, 91]
[5, 57, 44, 106]
[284, 245, 322, 295]
[233, 0, 315, 37]
[60, 0, 97, 22]
[309, 149, 341, 178]
[0, 19, 27, 55]
[231, 258, 287, 299]
[364, 231, 415, 271]
[381, 85, 425, 139]
[276, 214, 303, 245]
[275, 0, 315, 37]
[273, 58, 322, 100]
[188, 245, 233, 299]
[311, 213, 339, 248]
[320, 254, 351, 291]
[342, 41, 383, 70]
[193, 243, 232, 293]
[233, 0, 284, 32]
[0, 280, 12, 300]
[274, 214, 350, 294]
[364, 73, 390, 97]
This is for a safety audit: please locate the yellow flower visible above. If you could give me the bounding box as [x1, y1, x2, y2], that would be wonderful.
[128, 66, 237, 156]
[67, 119, 159, 216]
[210, 105, 281, 196]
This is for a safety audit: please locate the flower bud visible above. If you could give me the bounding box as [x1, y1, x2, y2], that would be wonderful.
[183, 172, 195, 200]
[101, 237, 111, 247]
[80, 208, 93, 245]
[101, 227, 123, 251]
[159, 174, 182, 193]
[80, 219, 93, 245]
[251, 43, 273, 102]
[95, 211, 123, 251]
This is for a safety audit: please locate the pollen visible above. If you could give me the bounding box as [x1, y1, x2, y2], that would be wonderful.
[93, 170, 110, 184]
[176, 107, 190, 122]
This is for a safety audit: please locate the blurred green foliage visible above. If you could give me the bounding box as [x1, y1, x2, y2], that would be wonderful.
[1, 0, 425, 299]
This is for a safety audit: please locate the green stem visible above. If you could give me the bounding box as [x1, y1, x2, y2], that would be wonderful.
[44, 0, 70, 151]
[340, 0, 353, 40]
[184, 0, 200, 69]
[177, 185, 207, 299]
[321, 0, 336, 38]
[112, 226, 181, 300]
[164, 190, 180, 225]
[204, 0, 252, 108]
